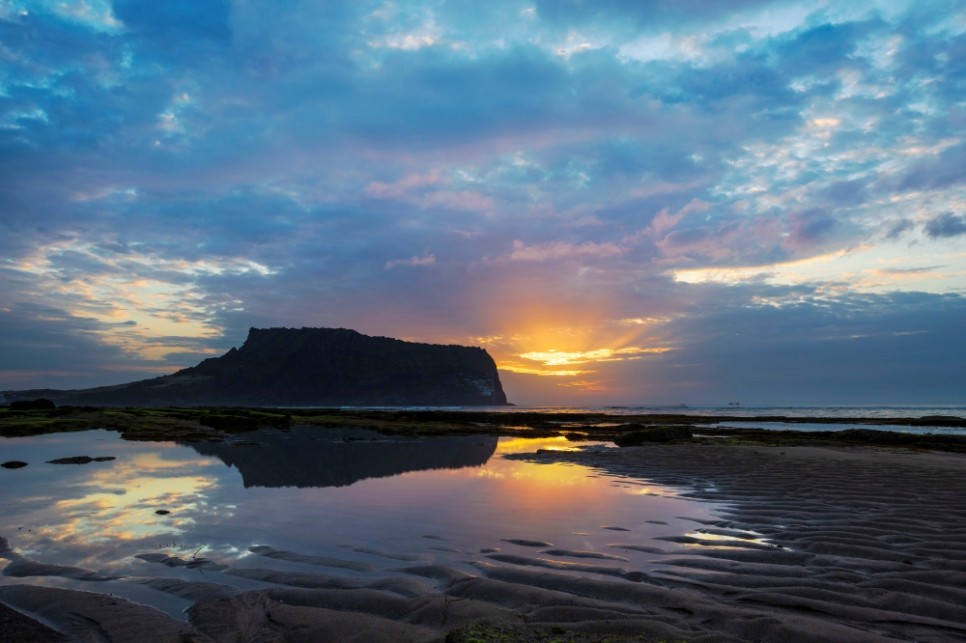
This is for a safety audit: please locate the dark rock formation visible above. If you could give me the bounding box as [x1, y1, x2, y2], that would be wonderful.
[4, 327, 508, 407]
[9, 399, 55, 410]
[614, 424, 693, 446]
[46, 456, 116, 465]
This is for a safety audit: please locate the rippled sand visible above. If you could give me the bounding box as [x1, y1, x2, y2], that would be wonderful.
[2, 444, 965, 642]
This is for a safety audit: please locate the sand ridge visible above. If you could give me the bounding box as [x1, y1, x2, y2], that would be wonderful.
[512, 444, 966, 641]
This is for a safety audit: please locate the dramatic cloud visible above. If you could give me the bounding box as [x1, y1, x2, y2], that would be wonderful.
[1, 0, 964, 405]
[925, 213, 966, 239]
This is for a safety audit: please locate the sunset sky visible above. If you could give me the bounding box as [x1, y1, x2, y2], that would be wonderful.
[1, 0, 964, 406]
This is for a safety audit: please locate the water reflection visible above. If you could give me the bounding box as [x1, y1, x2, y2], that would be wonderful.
[1, 429, 721, 620]
[185, 427, 498, 488]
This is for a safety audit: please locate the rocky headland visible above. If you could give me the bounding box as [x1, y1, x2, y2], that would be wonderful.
[2, 327, 508, 407]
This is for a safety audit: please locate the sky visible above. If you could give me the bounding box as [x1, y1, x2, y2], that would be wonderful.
[1, 0, 964, 407]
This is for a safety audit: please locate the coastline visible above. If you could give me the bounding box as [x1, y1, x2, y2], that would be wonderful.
[2, 405, 965, 444]
[2, 412, 966, 641]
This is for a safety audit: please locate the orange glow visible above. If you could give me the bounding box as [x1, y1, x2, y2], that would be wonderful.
[496, 436, 585, 454]
[454, 437, 620, 519]
[456, 294, 679, 401]
[559, 379, 609, 392]
[520, 346, 672, 367]
[490, 460, 621, 519]
[498, 362, 589, 377]
[488, 323, 673, 390]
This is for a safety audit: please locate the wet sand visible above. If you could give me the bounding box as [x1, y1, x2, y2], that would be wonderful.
[1, 444, 965, 641]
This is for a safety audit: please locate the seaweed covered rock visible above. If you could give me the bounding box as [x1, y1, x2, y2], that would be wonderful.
[199, 412, 260, 432]
[614, 425, 693, 446]
[9, 399, 55, 411]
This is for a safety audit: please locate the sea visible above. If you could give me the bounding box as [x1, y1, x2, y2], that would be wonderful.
[421, 404, 966, 418]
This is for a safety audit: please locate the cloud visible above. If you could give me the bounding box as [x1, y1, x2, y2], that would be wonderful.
[636, 289, 966, 405]
[366, 172, 495, 211]
[1, 0, 964, 404]
[519, 346, 672, 367]
[112, 0, 231, 43]
[502, 239, 625, 262]
[924, 213, 966, 238]
[366, 172, 445, 199]
[782, 209, 839, 252]
[897, 143, 966, 193]
[533, 0, 781, 34]
[386, 253, 437, 269]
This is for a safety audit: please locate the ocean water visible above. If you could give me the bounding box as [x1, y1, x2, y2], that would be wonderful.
[589, 405, 966, 419]
[342, 404, 966, 419]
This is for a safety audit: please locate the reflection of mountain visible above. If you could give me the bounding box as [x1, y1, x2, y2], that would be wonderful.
[186, 428, 498, 488]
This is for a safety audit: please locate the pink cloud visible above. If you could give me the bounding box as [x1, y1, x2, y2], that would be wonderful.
[421, 190, 495, 211]
[648, 199, 710, 236]
[365, 171, 444, 199]
[503, 239, 624, 262]
[365, 172, 493, 211]
[385, 253, 437, 269]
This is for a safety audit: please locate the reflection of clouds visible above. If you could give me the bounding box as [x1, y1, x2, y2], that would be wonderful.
[626, 486, 669, 498]
[50, 470, 217, 544]
[130, 453, 221, 470]
[6, 440, 230, 563]
[1, 431, 714, 586]
[473, 469, 506, 480]
[3, 466, 236, 577]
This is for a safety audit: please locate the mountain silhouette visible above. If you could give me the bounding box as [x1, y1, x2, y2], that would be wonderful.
[4, 327, 508, 407]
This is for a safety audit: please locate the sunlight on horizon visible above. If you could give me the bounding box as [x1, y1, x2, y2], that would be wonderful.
[476, 316, 676, 399]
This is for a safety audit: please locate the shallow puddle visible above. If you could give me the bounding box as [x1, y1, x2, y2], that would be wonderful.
[1, 427, 720, 617]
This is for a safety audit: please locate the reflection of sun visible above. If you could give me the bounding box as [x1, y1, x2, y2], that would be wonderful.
[489, 460, 617, 518]
[497, 436, 579, 454]
[476, 439, 622, 520]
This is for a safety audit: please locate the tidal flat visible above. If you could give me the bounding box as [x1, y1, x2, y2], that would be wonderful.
[1, 407, 965, 641]
[2, 405, 965, 447]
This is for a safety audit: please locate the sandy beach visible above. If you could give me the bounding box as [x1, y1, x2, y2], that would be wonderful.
[2, 442, 965, 642]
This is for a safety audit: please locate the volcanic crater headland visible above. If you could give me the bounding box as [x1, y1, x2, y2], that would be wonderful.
[3, 327, 508, 407]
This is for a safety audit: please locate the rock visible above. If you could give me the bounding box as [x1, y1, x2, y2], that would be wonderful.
[200, 413, 259, 431]
[46, 456, 116, 465]
[9, 399, 55, 410]
[614, 425, 693, 446]
[2, 461, 28, 469]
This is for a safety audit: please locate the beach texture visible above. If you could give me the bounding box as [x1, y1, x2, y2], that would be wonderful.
[1, 444, 965, 642]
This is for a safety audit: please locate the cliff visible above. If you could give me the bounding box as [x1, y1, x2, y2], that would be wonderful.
[5, 327, 508, 407]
